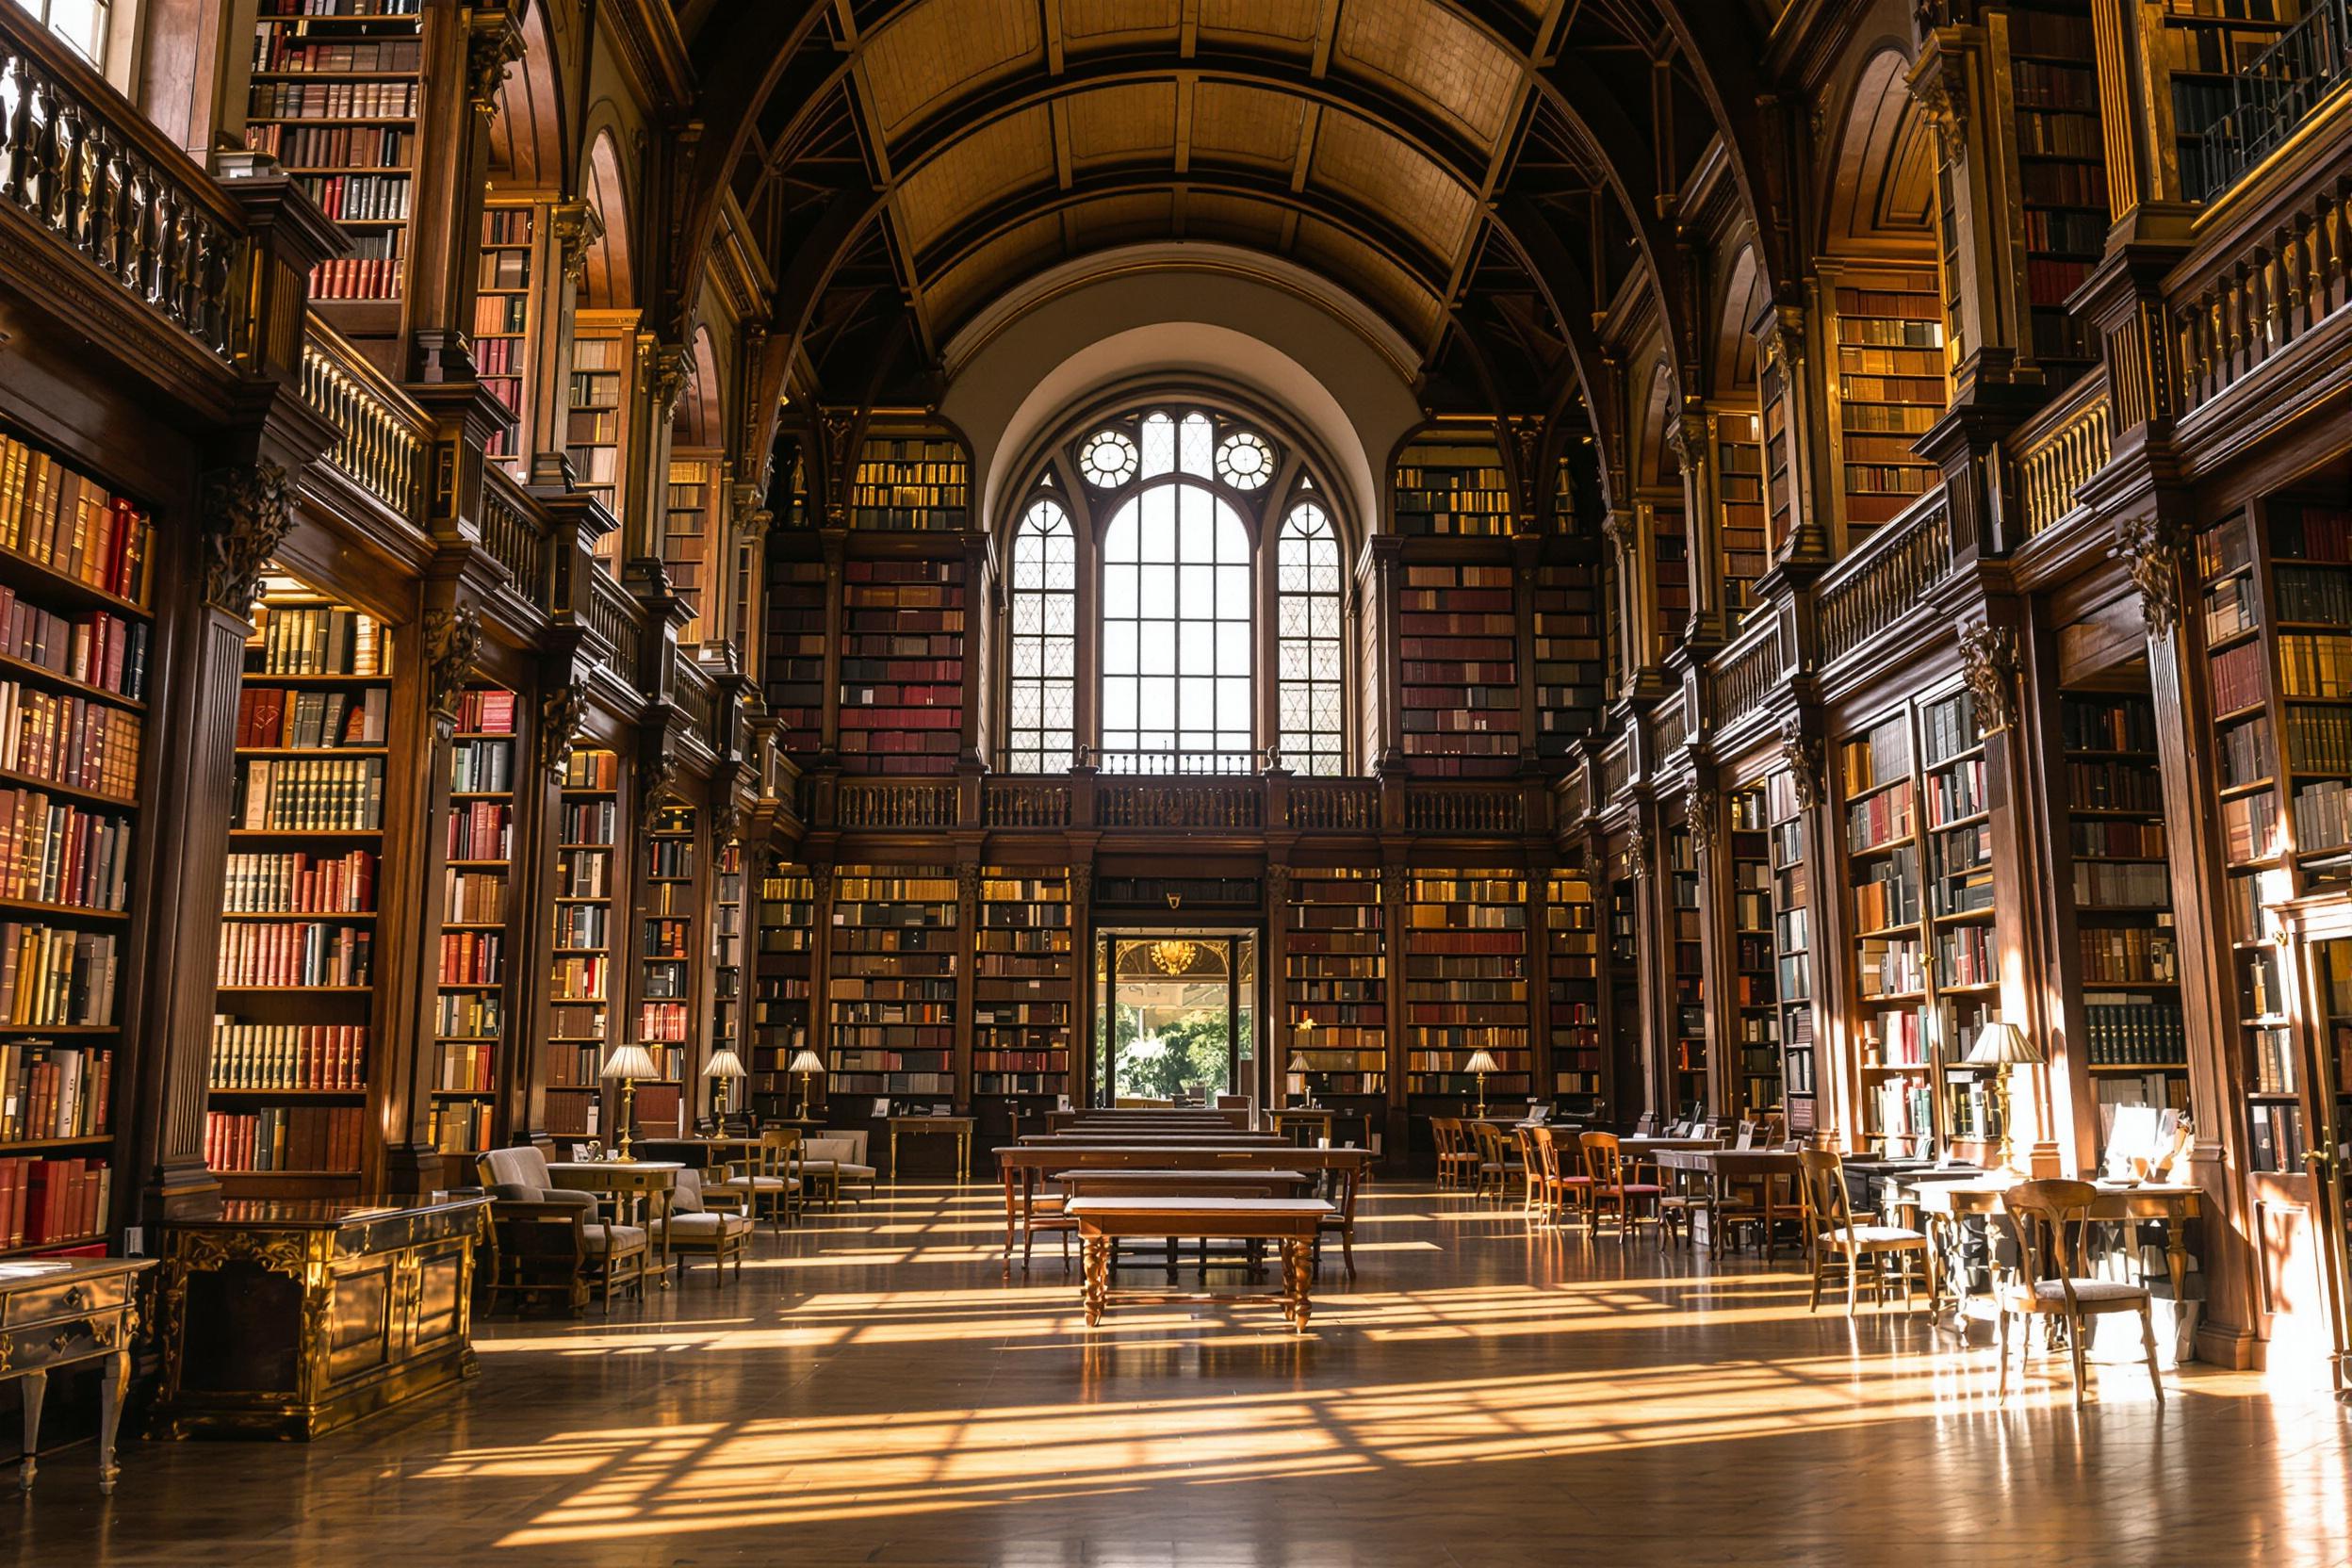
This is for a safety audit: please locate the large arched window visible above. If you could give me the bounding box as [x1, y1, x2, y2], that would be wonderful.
[1002, 402, 1352, 776]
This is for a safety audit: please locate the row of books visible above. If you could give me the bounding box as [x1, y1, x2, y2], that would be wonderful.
[0, 683, 140, 799]
[437, 931, 501, 986]
[2274, 507, 2352, 564]
[1859, 937, 1927, 998]
[0, 440, 152, 604]
[2082, 994, 2188, 1065]
[2272, 564, 2352, 626]
[236, 757, 384, 830]
[428, 1101, 492, 1155]
[1852, 857, 1921, 932]
[242, 123, 409, 169]
[2278, 632, 2352, 697]
[308, 254, 405, 302]
[2292, 779, 2352, 854]
[0, 792, 131, 911]
[556, 852, 610, 899]
[0, 1156, 107, 1247]
[1936, 923, 1996, 988]
[209, 1021, 368, 1091]
[249, 602, 386, 676]
[204, 1106, 367, 1174]
[0, 594, 148, 702]
[564, 749, 620, 791]
[2074, 861, 2172, 907]
[2067, 760, 2163, 813]
[298, 172, 410, 221]
[0, 925, 118, 1027]
[217, 922, 372, 988]
[0, 1043, 108, 1141]
[434, 1042, 494, 1093]
[237, 686, 387, 750]
[2082, 923, 2180, 983]
[1847, 780, 1916, 851]
[554, 905, 607, 949]
[549, 956, 608, 1002]
[247, 78, 416, 118]
[225, 848, 377, 914]
[444, 800, 512, 861]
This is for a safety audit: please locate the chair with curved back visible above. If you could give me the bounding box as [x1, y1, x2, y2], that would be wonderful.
[1579, 1131, 1662, 1243]
[1468, 1120, 1512, 1199]
[1795, 1147, 1934, 1314]
[1995, 1179, 2166, 1405]
[1532, 1125, 1592, 1226]
[1430, 1117, 1478, 1191]
[1515, 1127, 1544, 1213]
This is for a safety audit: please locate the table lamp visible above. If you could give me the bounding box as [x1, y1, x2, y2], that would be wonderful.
[703, 1046, 747, 1124]
[1464, 1050, 1501, 1119]
[1966, 1020, 2043, 1171]
[1285, 1051, 1313, 1107]
[600, 1043, 660, 1161]
[788, 1047, 826, 1120]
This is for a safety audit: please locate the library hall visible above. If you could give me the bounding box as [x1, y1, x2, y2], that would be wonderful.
[3, 0, 2352, 1563]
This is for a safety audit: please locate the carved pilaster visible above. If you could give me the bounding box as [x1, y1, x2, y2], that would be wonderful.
[1777, 718, 1824, 810]
[1625, 823, 1652, 878]
[423, 604, 482, 739]
[203, 462, 299, 619]
[465, 10, 524, 119]
[539, 682, 590, 777]
[649, 343, 692, 422]
[550, 200, 600, 285]
[1687, 786, 1719, 859]
[1957, 621, 2020, 734]
[639, 754, 680, 830]
[2115, 510, 2191, 638]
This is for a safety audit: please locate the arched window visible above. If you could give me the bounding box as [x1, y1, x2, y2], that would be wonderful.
[1002, 401, 1352, 776]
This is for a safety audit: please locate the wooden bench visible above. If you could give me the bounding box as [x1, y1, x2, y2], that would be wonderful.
[1066, 1197, 1334, 1331]
[994, 1144, 1370, 1270]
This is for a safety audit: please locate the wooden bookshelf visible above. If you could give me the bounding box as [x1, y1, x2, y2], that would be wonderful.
[974, 866, 1072, 1102]
[1767, 768, 1817, 1135]
[0, 425, 153, 1250]
[828, 867, 957, 1107]
[430, 683, 514, 1159]
[851, 435, 969, 531]
[2159, 0, 2299, 204]
[1530, 563, 1605, 759]
[567, 310, 636, 557]
[1729, 785, 1780, 1120]
[631, 801, 696, 1136]
[244, 0, 422, 302]
[1607, 843, 1642, 1121]
[1393, 434, 1511, 536]
[664, 453, 718, 644]
[1842, 710, 1930, 1152]
[1398, 564, 1518, 777]
[547, 746, 617, 1138]
[214, 569, 389, 1189]
[1287, 866, 1387, 1098]
[1652, 502, 1690, 640]
[1404, 872, 1529, 1100]
[1545, 869, 1601, 1112]
[1717, 412, 1768, 616]
[763, 554, 826, 754]
[1666, 813, 1707, 1117]
[1924, 688, 1999, 1149]
[475, 204, 536, 473]
[1828, 267, 1946, 543]
[1758, 347, 1795, 556]
[839, 557, 963, 775]
[2003, 2, 2108, 381]
[751, 861, 815, 1120]
[710, 835, 744, 1118]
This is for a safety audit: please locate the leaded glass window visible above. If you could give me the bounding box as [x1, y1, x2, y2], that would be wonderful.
[1007, 498, 1076, 771]
[1276, 501, 1346, 776]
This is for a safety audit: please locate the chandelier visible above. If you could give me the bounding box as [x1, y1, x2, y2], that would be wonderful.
[1148, 939, 1200, 974]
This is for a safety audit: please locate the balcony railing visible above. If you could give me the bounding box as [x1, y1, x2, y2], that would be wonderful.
[981, 777, 1070, 828]
[2174, 154, 2352, 412]
[838, 778, 958, 829]
[1402, 786, 1524, 835]
[674, 661, 717, 736]
[2182, 0, 2351, 204]
[480, 467, 553, 612]
[2013, 368, 2112, 538]
[302, 324, 425, 521]
[1098, 777, 1262, 829]
[1286, 778, 1380, 831]
[1814, 492, 1953, 669]
[1, 10, 244, 360]
[583, 568, 644, 676]
[1707, 614, 1785, 732]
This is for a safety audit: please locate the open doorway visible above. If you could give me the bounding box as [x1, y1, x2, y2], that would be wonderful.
[1094, 932, 1257, 1107]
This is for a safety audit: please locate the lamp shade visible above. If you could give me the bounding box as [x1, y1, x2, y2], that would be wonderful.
[1285, 1054, 1312, 1075]
[600, 1043, 660, 1081]
[787, 1049, 826, 1076]
[1967, 1020, 2043, 1068]
[1463, 1050, 1501, 1075]
[702, 1047, 747, 1081]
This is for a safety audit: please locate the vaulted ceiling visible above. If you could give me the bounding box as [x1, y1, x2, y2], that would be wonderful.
[669, 0, 1790, 419]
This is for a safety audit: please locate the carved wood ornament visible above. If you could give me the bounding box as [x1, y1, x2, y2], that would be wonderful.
[204, 462, 299, 619]
[1777, 718, 1824, 810]
[2115, 511, 2191, 638]
[423, 604, 482, 738]
[539, 681, 590, 777]
[1957, 622, 2020, 734]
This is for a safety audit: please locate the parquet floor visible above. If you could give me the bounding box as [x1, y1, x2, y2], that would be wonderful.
[13, 1184, 2350, 1566]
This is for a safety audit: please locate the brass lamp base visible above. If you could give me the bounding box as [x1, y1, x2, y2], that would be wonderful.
[616, 1078, 638, 1161]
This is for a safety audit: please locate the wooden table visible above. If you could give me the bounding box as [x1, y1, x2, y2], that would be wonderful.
[1061, 1168, 1311, 1197]
[1911, 1176, 2202, 1332]
[547, 1161, 682, 1285]
[890, 1115, 975, 1180]
[994, 1143, 1372, 1262]
[1653, 1147, 1803, 1253]
[1, 1257, 151, 1491]
[1067, 1197, 1333, 1330]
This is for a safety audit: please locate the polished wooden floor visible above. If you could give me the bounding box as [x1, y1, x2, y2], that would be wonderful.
[17, 1184, 2351, 1566]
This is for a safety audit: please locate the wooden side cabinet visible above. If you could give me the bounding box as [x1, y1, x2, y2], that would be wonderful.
[155, 1197, 488, 1440]
[0, 1258, 154, 1491]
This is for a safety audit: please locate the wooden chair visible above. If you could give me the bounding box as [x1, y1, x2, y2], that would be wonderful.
[1514, 1128, 1544, 1214]
[1313, 1163, 1365, 1277]
[1468, 1121, 1512, 1199]
[1531, 1126, 1592, 1226]
[653, 1168, 755, 1285]
[1995, 1180, 2166, 1406]
[482, 1200, 589, 1317]
[713, 1128, 802, 1230]
[1796, 1148, 1934, 1315]
[1579, 1132, 1662, 1242]
[1430, 1118, 1478, 1190]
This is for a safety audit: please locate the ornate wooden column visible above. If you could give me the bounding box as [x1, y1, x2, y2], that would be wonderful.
[405, 1, 522, 383]
[1687, 780, 1738, 1119]
[954, 859, 982, 1109]
[1379, 860, 1410, 1161]
[504, 671, 591, 1148]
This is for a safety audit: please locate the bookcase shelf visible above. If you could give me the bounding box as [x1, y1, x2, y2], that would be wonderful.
[1653, 501, 1690, 641]
[1717, 411, 1768, 615]
[2002, 3, 2109, 381]
[1530, 564, 1604, 758]
[1666, 812, 1707, 1117]
[1404, 871, 1529, 1099]
[1923, 689, 1998, 1148]
[975, 867, 1073, 1099]
[850, 435, 969, 531]
[2159, 0, 2299, 204]
[1546, 869, 1599, 1109]
[632, 801, 698, 1135]
[1767, 767, 1816, 1134]
[568, 311, 636, 560]
[1758, 348, 1795, 556]
[762, 554, 825, 754]
[664, 453, 718, 644]
[244, 0, 424, 302]
[428, 685, 514, 1160]
[1398, 563, 1518, 777]
[710, 835, 745, 1110]
[1393, 433, 1511, 536]
[1827, 266, 1945, 547]
[1607, 844, 1641, 1121]
[752, 861, 814, 1119]
[477, 204, 536, 473]
[839, 557, 963, 775]
[828, 867, 957, 1102]
[1842, 710, 1930, 1152]
[1729, 785, 1780, 1120]
[1288, 866, 1387, 1098]
[213, 569, 389, 1189]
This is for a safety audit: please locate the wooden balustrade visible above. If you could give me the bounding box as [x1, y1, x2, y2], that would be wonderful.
[479, 467, 552, 610]
[1645, 701, 1688, 766]
[302, 324, 425, 522]
[583, 568, 644, 675]
[2013, 368, 2112, 538]
[1707, 617, 1784, 730]
[981, 777, 1071, 827]
[837, 779, 958, 829]
[1558, 765, 1590, 828]
[1286, 778, 1380, 831]
[2174, 165, 2352, 414]
[1598, 739, 1631, 803]
[1098, 778, 1263, 829]
[1814, 494, 1952, 669]
[1401, 787, 1524, 835]
[674, 662, 717, 735]
[0, 12, 244, 360]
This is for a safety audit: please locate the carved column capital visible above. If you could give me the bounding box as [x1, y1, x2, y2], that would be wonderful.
[956, 862, 984, 908]
[550, 199, 602, 285]
[1687, 786, 1720, 858]
[203, 462, 299, 619]
[649, 343, 692, 421]
[539, 681, 590, 777]
[1266, 862, 1293, 906]
[2114, 510, 2191, 638]
[1625, 824, 1652, 878]
[1778, 718, 1824, 811]
[1379, 863, 1409, 906]
[423, 603, 482, 737]
[711, 798, 743, 846]
[638, 754, 680, 831]
[820, 409, 857, 528]
[466, 12, 525, 119]
[1957, 621, 2021, 733]
[1904, 48, 1969, 169]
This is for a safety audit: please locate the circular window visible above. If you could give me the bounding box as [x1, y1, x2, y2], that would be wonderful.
[1079, 430, 1137, 488]
[1215, 431, 1273, 489]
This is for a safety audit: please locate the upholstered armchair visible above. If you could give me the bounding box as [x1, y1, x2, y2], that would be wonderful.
[801, 1131, 877, 1205]
[652, 1168, 754, 1284]
[478, 1146, 648, 1308]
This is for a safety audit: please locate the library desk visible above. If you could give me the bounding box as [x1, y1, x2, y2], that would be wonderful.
[547, 1162, 681, 1285]
[0, 1256, 152, 1491]
[1911, 1177, 2201, 1334]
[155, 1197, 486, 1440]
[1652, 1148, 1802, 1253]
[1066, 1197, 1333, 1329]
[1060, 1168, 1312, 1197]
[890, 1115, 975, 1180]
[1268, 1109, 1380, 1149]
[994, 1144, 1370, 1264]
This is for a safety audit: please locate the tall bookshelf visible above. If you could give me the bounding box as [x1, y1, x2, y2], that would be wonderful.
[2005, 3, 2108, 381]
[431, 684, 514, 1159]
[1716, 411, 1768, 617]
[2159, 0, 2299, 204]
[1758, 347, 1795, 556]
[1767, 768, 1817, 1135]
[2060, 686, 2188, 1157]
[1530, 564, 1605, 759]
[1924, 688, 1999, 1150]
[1403, 871, 1529, 1101]
[568, 311, 635, 558]
[1608, 847, 1642, 1122]
[1287, 866, 1388, 1099]
[0, 427, 153, 1251]
[664, 455, 717, 644]
[1398, 563, 1519, 776]
[216, 570, 389, 1191]
[751, 862, 816, 1120]
[1546, 869, 1601, 1112]
[547, 746, 618, 1138]
[1729, 786, 1780, 1120]
[1393, 435, 1511, 536]
[1828, 268, 1945, 544]
[244, 0, 422, 302]
[828, 867, 957, 1111]
[1652, 503, 1690, 645]
[974, 867, 1073, 1107]
[476, 204, 536, 473]
[709, 835, 744, 1119]
[839, 558, 963, 775]
[763, 555, 827, 754]
[632, 801, 697, 1137]
[850, 435, 970, 531]
[1665, 815, 1707, 1117]
[1842, 711, 1930, 1153]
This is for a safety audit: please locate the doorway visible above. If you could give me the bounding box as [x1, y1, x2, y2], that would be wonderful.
[1094, 932, 1256, 1107]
